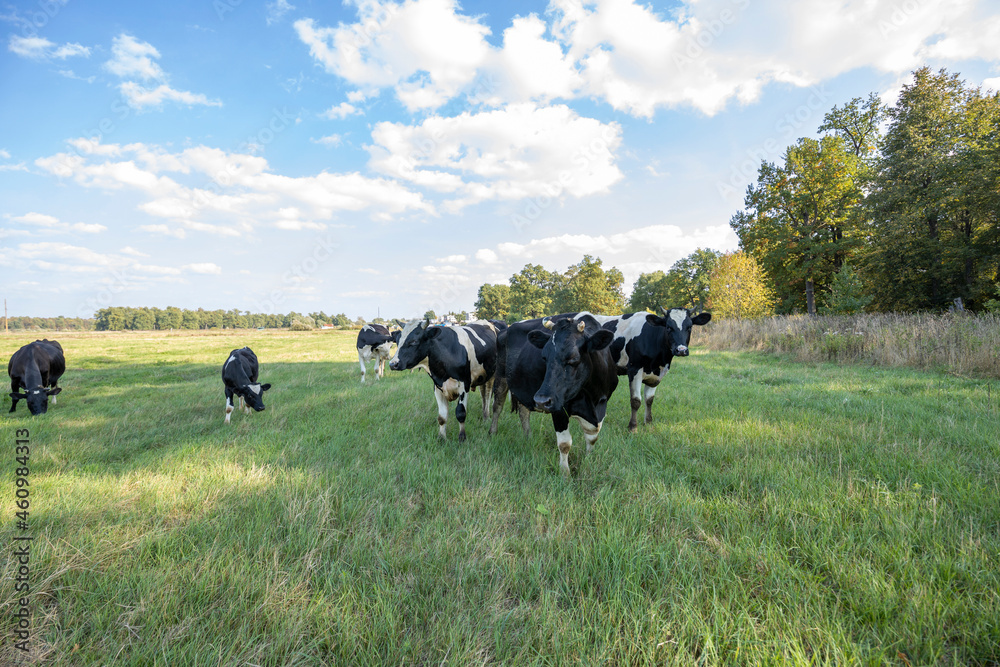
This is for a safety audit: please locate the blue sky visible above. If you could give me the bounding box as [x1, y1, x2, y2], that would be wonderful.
[2, 0, 999, 319]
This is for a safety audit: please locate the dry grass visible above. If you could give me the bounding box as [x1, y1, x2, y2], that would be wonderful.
[698, 312, 1000, 378]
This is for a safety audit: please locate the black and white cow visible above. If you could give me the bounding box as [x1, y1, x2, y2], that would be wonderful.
[490, 313, 618, 476]
[388, 319, 499, 441]
[356, 324, 401, 383]
[222, 347, 271, 424]
[601, 307, 711, 432]
[8, 339, 65, 416]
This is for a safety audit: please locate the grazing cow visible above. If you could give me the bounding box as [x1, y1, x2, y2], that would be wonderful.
[8, 339, 65, 415]
[601, 307, 711, 432]
[490, 313, 618, 476]
[222, 347, 271, 424]
[388, 319, 499, 441]
[356, 324, 401, 383]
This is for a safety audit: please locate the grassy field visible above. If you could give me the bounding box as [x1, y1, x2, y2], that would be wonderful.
[1, 329, 998, 665]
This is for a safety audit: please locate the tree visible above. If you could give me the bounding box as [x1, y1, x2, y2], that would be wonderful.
[822, 264, 873, 314]
[474, 283, 510, 321]
[864, 68, 1000, 311]
[630, 248, 722, 312]
[731, 135, 863, 314]
[423, 310, 436, 321]
[509, 264, 560, 319]
[555, 255, 625, 314]
[628, 271, 671, 312]
[708, 251, 776, 319]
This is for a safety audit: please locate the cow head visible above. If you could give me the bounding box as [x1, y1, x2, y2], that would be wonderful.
[10, 386, 61, 416]
[391, 329, 402, 344]
[528, 315, 614, 414]
[389, 319, 438, 371]
[237, 382, 271, 411]
[647, 308, 711, 357]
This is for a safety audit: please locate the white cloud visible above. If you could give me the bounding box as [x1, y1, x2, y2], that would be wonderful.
[312, 134, 343, 147]
[295, 0, 1000, 118]
[322, 102, 360, 119]
[35, 137, 434, 236]
[182, 262, 223, 274]
[368, 103, 623, 209]
[7, 212, 107, 234]
[103, 33, 221, 110]
[293, 0, 491, 111]
[119, 82, 223, 110]
[266, 0, 296, 25]
[983, 77, 1000, 92]
[8, 35, 90, 60]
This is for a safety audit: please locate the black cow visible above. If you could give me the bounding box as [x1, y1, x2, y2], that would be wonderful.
[388, 319, 499, 441]
[222, 347, 271, 424]
[356, 324, 401, 383]
[601, 307, 711, 432]
[8, 339, 65, 415]
[490, 313, 617, 476]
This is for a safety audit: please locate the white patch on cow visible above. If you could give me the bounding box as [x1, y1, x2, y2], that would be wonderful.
[574, 416, 602, 454]
[32, 390, 41, 395]
[440, 377, 463, 401]
[225, 355, 236, 369]
[248, 384, 261, 395]
[668, 309, 687, 330]
[555, 428, 573, 476]
[642, 369, 664, 386]
[452, 324, 491, 388]
[225, 396, 234, 424]
[50, 394, 57, 404]
[434, 386, 450, 439]
[358, 348, 368, 383]
[390, 319, 430, 373]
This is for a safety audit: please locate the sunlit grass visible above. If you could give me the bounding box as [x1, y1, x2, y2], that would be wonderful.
[1, 331, 998, 665]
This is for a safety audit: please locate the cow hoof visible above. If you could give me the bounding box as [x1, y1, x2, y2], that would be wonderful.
[459, 432, 466, 443]
[628, 424, 638, 434]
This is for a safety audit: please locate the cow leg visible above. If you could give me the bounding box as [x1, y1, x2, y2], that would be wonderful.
[552, 412, 572, 477]
[434, 387, 449, 439]
[644, 384, 658, 424]
[456, 391, 468, 442]
[627, 371, 643, 433]
[481, 378, 494, 421]
[240, 395, 250, 415]
[489, 377, 508, 436]
[376, 356, 385, 381]
[358, 350, 367, 384]
[225, 387, 235, 424]
[578, 417, 602, 456]
[9, 380, 19, 413]
[518, 404, 531, 438]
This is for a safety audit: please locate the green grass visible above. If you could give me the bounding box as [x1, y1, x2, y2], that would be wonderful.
[2, 330, 999, 665]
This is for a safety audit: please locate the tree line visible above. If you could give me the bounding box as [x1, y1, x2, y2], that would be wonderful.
[90, 307, 372, 331]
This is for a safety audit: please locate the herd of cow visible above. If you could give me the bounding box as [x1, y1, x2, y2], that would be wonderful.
[6, 308, 709, 476]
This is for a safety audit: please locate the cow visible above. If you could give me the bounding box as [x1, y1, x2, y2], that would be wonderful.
[8, 339, 65, 416]
[356, 324, 401, 383]
[490, 313, 618, 477]
[222, 347, 271, 424]
[601, 307, 711, 432]
[388, 319, 499, 441]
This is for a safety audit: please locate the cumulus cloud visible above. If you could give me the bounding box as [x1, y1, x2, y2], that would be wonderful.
[295, 0, 1000, 117]
[7, 212, 107, 234]
[322, 102, 360, 119]
[367, 103, 623, 210]
[266, 0, 296, 25]
[104, 33, 221, 110]
[35, 137, 434, 237]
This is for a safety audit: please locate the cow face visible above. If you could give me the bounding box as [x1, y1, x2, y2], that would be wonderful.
[391, 330, 402, 344]
[529, 317, 614, 413]
[647, 308, 711, 357]
[389, 319, 437, 371]
[10, 387, 60, 416]
[237, 383, 271, 411]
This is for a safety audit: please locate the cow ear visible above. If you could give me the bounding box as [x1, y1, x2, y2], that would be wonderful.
[584, 329, 615, 352]
[527, 330, 551, 349]
[10, 392, 27, 400]
[645, 313, 665, 327]
[391, 331, 401, 343]
[46, 387, 62, 395]
[425, 326, 443, 339]
[260, 383, 271, 391]
[691, 312, 712, 325]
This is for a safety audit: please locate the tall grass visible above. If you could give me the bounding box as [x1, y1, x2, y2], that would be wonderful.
[1, 329, 998, 665]
[698, 312, 1000, 378]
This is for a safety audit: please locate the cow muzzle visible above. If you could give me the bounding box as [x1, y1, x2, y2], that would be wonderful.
[533, 393, 555, 413]
[673, 345, 689, 357]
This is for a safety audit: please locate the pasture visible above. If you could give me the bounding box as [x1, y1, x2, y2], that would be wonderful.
[1, 329, 998, 665]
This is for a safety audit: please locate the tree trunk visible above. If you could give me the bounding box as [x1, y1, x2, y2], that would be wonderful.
[806, 279, 816, 316]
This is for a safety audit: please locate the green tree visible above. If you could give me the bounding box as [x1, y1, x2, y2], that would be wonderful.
[474, 283, 511, 321]
[628, 270, 670, 312]
[864, 67, 1000, 311]
[631, 248, 722, 311]
[708, 251, 776, 319]
[555, 255, 625, 314]
[822, 264, 873, 315]
[731, 135, 863, 314]
[509, 264, 560, 319]
[423, 311, 436, 321]
[131, 308, 155, 331]
[181, 309, 200, 329]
